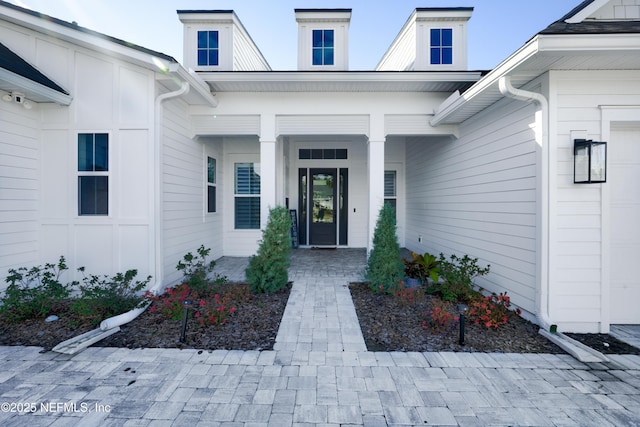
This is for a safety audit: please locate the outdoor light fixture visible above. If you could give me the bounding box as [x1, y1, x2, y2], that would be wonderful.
[574, 139, 607, 184]
[2, 92, 33, 109]
[457, 303, 468, 346]
[179, 299, 193, 343]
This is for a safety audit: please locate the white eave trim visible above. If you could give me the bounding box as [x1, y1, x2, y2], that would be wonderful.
[198, 70, 482, 84]
[537, 32, 640, 52]
[431, 32, 640, 126]
[168, 63, 218, 107]
[1, 5, 177, 73]
[431, 38, 540, 126]
[564, 0, 609, 24]
[0, 68, 72, 105]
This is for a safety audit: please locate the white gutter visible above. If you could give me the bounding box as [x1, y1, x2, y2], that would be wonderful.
[99, 81, 190, 331]
[498, 75, 552, 332]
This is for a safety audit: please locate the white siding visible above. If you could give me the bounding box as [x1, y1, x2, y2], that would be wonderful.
[376, 21, 416, 71]
[0, 19, 158, 288]
[161, 99, 224, 285]
[0, 99, 40, 287]
[222, 137, 261, 256]
[551, 70, 640, 330]
[233, 25, 270, 71]
[405, 99, 539, 313]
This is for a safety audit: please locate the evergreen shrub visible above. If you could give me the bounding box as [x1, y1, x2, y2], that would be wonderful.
[365, 203, 404, 294]
[246, 206, 292, 293]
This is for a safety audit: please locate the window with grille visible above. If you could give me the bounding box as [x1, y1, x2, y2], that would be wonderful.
[234, 163, 260, 229]
[78, 133, 108, 215]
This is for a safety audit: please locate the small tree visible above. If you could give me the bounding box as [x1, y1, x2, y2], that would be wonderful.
[246, 206, 292, 293]
[365, 203, 404, 293]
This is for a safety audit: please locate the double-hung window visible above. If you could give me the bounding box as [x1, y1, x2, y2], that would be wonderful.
[312, 29, 334, 66]
[197, 30, 219, 66]
[430, 28, 453, 65]
[234, 163, 260, 229]
[207, 157, 216, 213]
[78, 133, 108, 215]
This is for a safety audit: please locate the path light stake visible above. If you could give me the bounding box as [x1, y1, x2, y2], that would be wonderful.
[180, 299, 193, 343]
[457, 304, 468, 346]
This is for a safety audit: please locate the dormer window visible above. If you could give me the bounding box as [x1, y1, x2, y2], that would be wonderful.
[197, 30, 219, 66]
[312, 29, 334, 66]
[430, 28, 453, 65]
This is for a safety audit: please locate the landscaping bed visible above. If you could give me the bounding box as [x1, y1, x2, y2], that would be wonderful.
[350, 282, 565, 353]
[566, 332, 640, 355]
[0, 283, 290, 351]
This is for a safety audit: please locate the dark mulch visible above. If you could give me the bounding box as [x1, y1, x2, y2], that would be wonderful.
[349, 282, 565, 353]
[566, 333, 640, 355]
[0, 301, 96, 350]
[0, 283, 290, 352]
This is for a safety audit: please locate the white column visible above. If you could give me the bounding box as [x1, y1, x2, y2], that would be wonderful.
[260, 114, 277, 228]
[367, 139, 385, 252]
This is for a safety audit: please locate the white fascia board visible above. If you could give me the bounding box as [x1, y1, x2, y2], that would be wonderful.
[564, 0, 609, 24]
[0, 5, 177, 73]
[537, 33, 640, 52]
[415, 9, 473, 22]
[199, 70, 481, 85]
[166, 63, 217, 107]
[294, 10, 352, 23]
[0, 68, 72, 105]
[431, 31, 640, 126]
[431, 38, 540, 125]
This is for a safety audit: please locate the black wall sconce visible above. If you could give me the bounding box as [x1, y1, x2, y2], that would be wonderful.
[574, 139, 607, 184]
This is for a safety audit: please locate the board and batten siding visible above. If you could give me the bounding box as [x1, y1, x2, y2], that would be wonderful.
[0, 99, 40, 288]
[551, 69, 640, 330]
[406, 99, 539, 314]
[161, 98, 223, 286]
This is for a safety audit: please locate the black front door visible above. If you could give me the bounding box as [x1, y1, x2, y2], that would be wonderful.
[309, 168, 337, 245]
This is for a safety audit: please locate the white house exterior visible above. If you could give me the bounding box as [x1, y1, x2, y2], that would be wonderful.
[1, 0, 639, 334]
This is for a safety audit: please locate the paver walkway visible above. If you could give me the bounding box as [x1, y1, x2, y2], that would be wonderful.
[1, 249, 640, 426]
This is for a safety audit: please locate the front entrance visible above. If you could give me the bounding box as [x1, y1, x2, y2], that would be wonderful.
[298, 168, 348, 246]
[310, 169, 336, 245]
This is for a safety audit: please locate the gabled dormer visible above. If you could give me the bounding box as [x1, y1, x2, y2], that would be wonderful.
[295, 9, 351, 71]
[377, 7, 473, 71]
[178, 10, 270, 71]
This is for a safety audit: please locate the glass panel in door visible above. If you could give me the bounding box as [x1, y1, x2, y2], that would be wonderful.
[309, 168, 337, 245]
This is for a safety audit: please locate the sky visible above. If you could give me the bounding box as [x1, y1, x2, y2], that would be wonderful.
[8, 0, 583, 71]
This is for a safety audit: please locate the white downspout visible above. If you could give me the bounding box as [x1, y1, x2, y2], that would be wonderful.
[100, 81, 190, 331]
[498, 75, 552, 331]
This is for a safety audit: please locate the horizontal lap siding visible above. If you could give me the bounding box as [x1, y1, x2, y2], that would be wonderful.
[0, 104, 39, 287]
[162, 99, 223, 286]
[406, 99, 538, 313]
[552, 70, 640, 326]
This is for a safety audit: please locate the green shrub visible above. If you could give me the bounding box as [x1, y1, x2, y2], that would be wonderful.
[71, 269, 151, 324]
[176, 245, 227, 295]
[429, 253, 490, 302]
[0, 256, 72, 322]
[246, 206, 292, 293]
[365, 203, 404, 294]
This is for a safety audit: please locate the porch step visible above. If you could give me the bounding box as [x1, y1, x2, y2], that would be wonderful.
[52, 327, 120, 355]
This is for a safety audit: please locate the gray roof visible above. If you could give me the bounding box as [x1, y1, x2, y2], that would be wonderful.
[0, 42, 68, 94]
[540, 20, 640, 35]
[540, 0, 640, 35]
